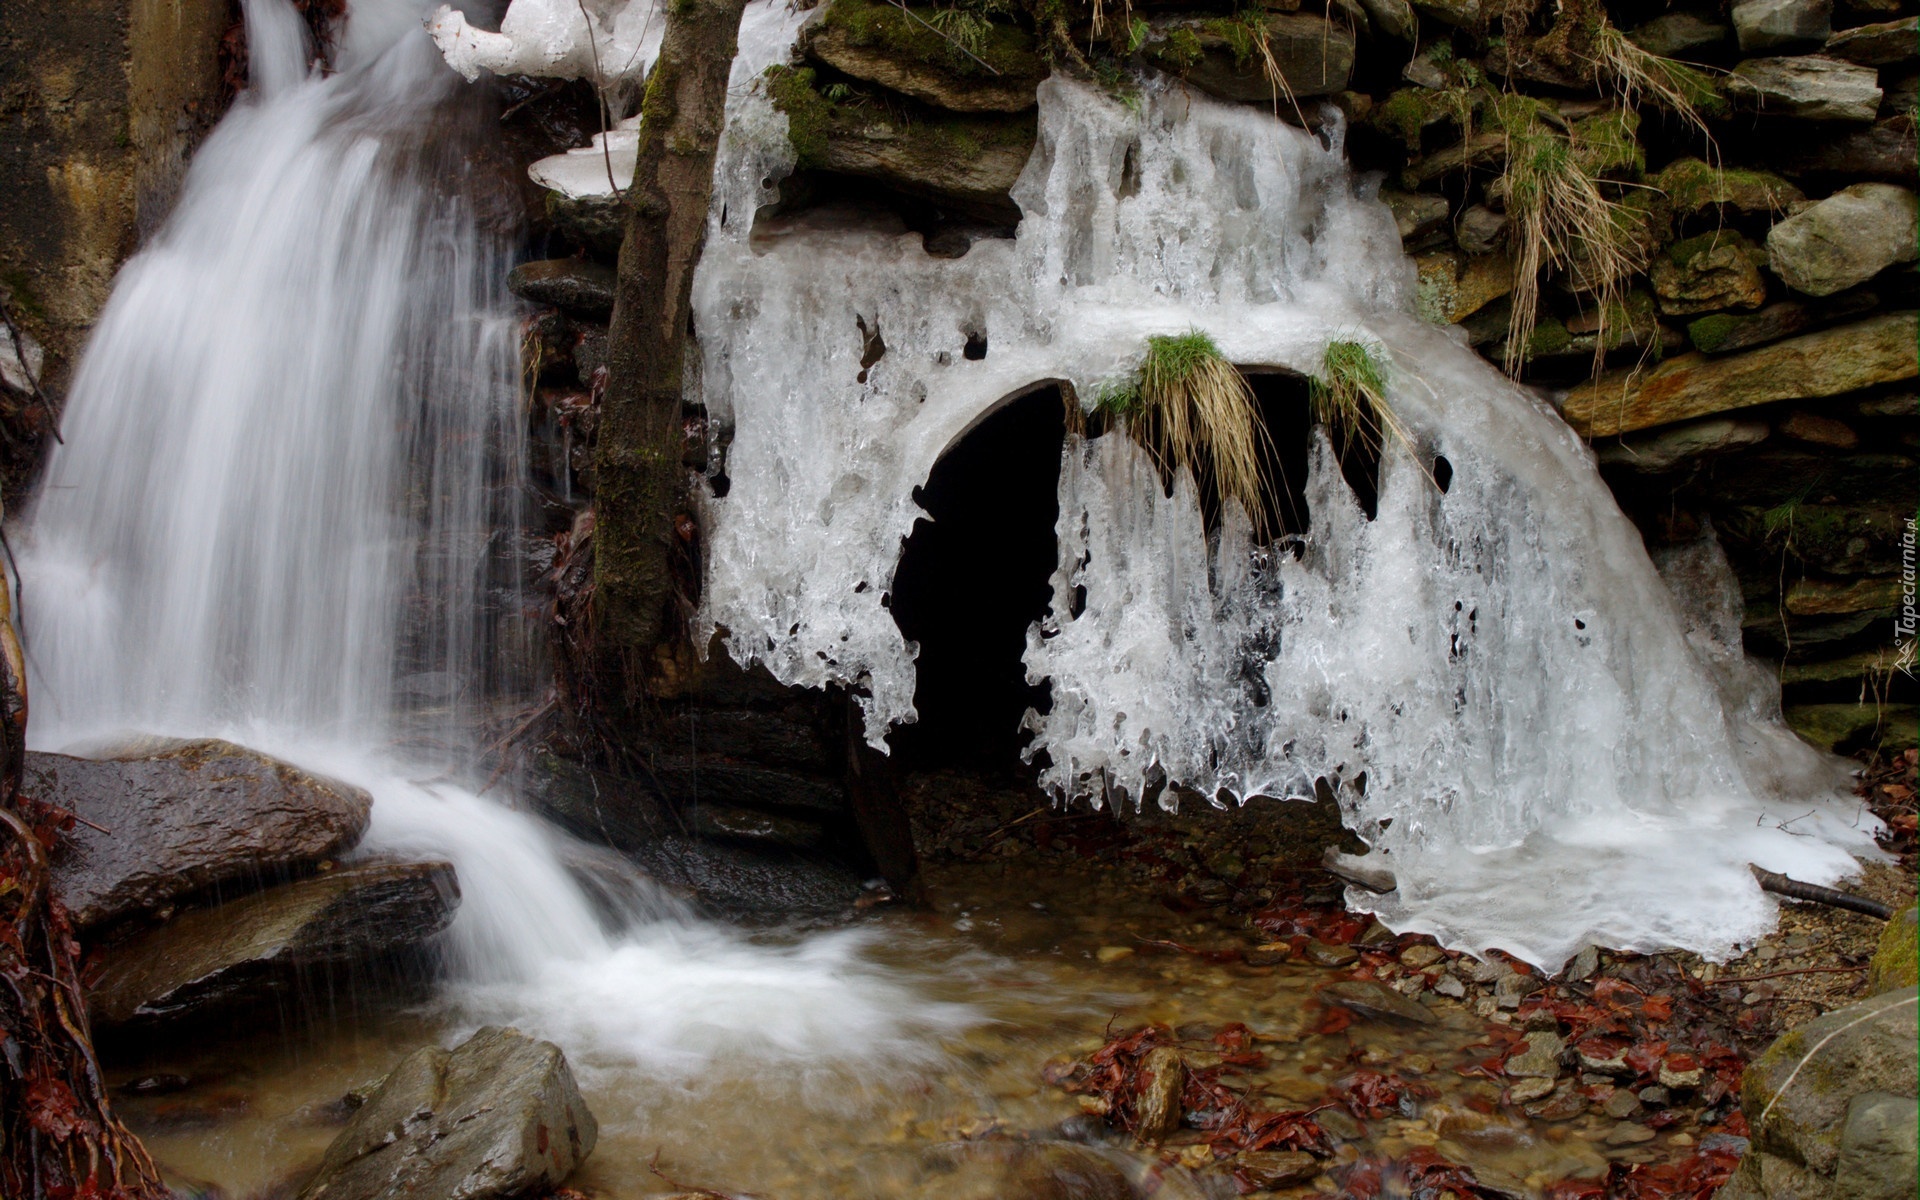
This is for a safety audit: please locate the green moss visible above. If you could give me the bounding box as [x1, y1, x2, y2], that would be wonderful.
[1525, 316, 1573, 358]
[1665, 228, 1754, 267]
[1868, 905, 1918, 995]
[765, 64, 833, 167]
[817, 0, 1038, 77]
[1686, 312, 1740, 353]
[1148, 26, 1206, 71]
[1654, 158, 1798, 215]
[1570, 107, 1644, 179]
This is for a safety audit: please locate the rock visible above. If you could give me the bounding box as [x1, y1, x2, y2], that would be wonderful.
[1143, 14, 1356, 102]
[1603, 1090, 1643, 1119]
[1596, 417, 1771, 473]
[1824, 16, 1919, 64]
[30, 740, 371, 932]
[522, 755, 672, 852]
[1417, 251, 1514, 324]
[1659, 1061, 1707, 1090]
[1687, 302, 1814, 353]
[1316, 1107, 1365, 1140]
[1563, 945, 1600, 982]
[1724, 988, 1918, 1198]
[1239, 1150, 1321, 1189]
[89, 860, 458, 1029]
[1733, 0, 1833, 51]
[1627, 12, 1730, 56]
[1579, 1044, 1633, 1076]
[1304, 939, 1360, 967]
[1836, 1092, 1918, 1200]
[1526, 1089, 1588, 1121]
[1509, 1077, 1555, 1103]
[1858, 392, 1917, 418]
[298, 1026, 596, 1200]
[1652, 231, 1769, 316]
[1727, 57, 1883, 122]
[1433, 973, 1467, 998]
[1607, 1122, 1658, 1146]
[1766, 183, 1920, 296]
[1383, 190, 1450, 246]
[1868, 905, 1917, 994]
[686, 805, 826, 851]
[506, 258, 617, 317]
[769, 66, 1034, 221]
[1400, 945, 1445, 969]
[1787, 702, 1916, 750]
[626, 834, 865, 915]
[1321, 980, 1438, 1025]
[1778, 410, 1862, 448]
[1561, 312, 1919, 436]
[1655, 159, 1803, 219]
[1638, 1086, 1670, 1106]
[1455, 205, 1506, 255]
[1506, 1032, 1566, 1079]
[544, 190, 628, 255]
[1763, 115, 1918, 181]
[1411, 0, 1481, 28]
[1786, 576, 1900, 613]
[1134, 1046, 1184, 1142]
[802, 0, 1047, 113]
[1494, 972, 1542, 1009]
[1355, 0, 1416, 42]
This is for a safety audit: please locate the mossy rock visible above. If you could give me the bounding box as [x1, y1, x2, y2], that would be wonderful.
[1143, 13, 1355, 103]
[766, 65, 1036, 220]
[1870, 906, 1919, 995]
[1783, 702, 1919, 753]
[803, 0, 1046, 113]
[1654, 158, 1803, 218]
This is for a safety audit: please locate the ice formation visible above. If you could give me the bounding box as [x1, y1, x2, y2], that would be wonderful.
[691, 66, 1878, 967]
[428, 0, 660, 85]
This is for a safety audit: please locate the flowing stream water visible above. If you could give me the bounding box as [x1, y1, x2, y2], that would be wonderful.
[6, 0, 1892, 1191]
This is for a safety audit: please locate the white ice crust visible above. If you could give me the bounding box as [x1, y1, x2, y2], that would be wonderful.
[427, 0, 662, 84]
[688, 63, 1876, 969]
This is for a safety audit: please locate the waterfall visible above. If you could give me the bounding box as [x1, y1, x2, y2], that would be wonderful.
[691, 74, 1881, 968]
[16, 0, 974, 1080]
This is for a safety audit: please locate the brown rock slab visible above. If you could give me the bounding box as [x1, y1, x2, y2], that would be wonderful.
[32, 739, 371, 931]
[1777, 410, 1860, 448]
[1321, 980, 1438, 1025]
[1134, 1046, 1185, 1142]
[1238, 1150, 1321, 1189]
[1785, 576, 1901, 615]
[1560, 312, 1918, 437]
[802, 0, 1047, 113]
[89, 860, 458, 1029]
[1145, 13, 1356, 102]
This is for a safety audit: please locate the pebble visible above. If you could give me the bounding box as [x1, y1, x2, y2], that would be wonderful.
[1400, 945, 1445, 969]
[1508, 1077, 1556, 1104]
[1525, 1091, 1588, 1121]
[1316, 1109, 1365, 1141]
[1095, 946, 1134, 963]
[1563, 945, 1601, 982]
[1606, 1123, 1658, 1147]
[1668, 1132, 1696, 1147]
[1320, 980, 1439, 1025]
[1433, 974, 1467, 999]
[1304, 940, 1360, 967]
[1237, 1150, 1322, 1189]
[1401, 1054, 1435, 1075]
[1658, 1062, 1706, 1090]
[1603, 1090, 1643, 1119]
[1494, 972, 1543, 1009]
[1637, 1086, 1670, 1106]
[1505, 1032, 1566, 1079]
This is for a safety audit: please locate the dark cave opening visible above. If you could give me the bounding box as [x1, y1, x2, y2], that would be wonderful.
[888, 386, 1066, 774]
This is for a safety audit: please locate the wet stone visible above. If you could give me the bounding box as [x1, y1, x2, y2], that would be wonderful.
[1238, 1150, 1321, 1189]
[1316, 1108, 1366, 1140]
[1400, 945, 1445, 969]
[1606, 1122, 1658, 1147]
[1304, 940, 1359, 967]
[1433, 973, 1467, 998]
[1134, 1047, 1184, 1143]
[1494, 972, 1542, 1009]
[506, 258, 618, 318]
[1321, 980, 1438, 1025]
[1508, 1077, 1556, 1104]
[1525, 1090, 1589, 1121]
[1505, 1032, 1566, 1079]
[1604, 1090, 1643, 1120]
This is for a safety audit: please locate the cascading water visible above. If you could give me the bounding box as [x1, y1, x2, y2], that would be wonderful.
[16, 0, 975, 1084]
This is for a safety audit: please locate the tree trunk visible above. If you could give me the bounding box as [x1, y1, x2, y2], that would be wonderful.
[0, 543, 167, 1197]
[591, 0, 750, 708]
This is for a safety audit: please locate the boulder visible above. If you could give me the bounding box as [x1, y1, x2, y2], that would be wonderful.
[626, 835, 865, 915]
[769, 66, 1035, 221]
[1721, 987, 1918, 1200]
[521, 754, 671, 852]
[1560, 311, 1918, 437]
[1868, 905, 1917, 994]
[686, 804, 826, 851]
[89, 860, 458, 1029]
[1726, 57, 1883, 122]
[30, 740, 371, 932]
[1732, 0, 1833, 51]
[1627, 12, 1730, 56]
[1595, 416, 1770, 472]
[545, 190, 628, 255]
[1824, 16, 1919, 64]
[1143, 14, 1356, 103]
[1762, 115, 1918, 181]
[802, 0, 1047, 113]
[506, 259, 618, 318]
[1651, 230, 1769, 315]
[299, 1026, 596, 1200]
[1410, 0, 1481, 28]
[1766, 183, 1920, 296]
[1455, 204, 1506, 255]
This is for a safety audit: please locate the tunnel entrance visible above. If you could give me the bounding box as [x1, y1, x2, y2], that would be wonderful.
[888, 386, 1066, 774]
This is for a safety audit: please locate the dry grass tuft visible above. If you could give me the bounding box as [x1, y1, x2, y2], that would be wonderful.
[1099, 330, 1273, 533]
[1309, 339, 1415, 465]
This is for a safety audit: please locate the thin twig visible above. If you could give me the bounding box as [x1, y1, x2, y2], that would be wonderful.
[0, 303, 62, 444]
[1710, 964, 1868, 985]
[576, 0, 621, 197]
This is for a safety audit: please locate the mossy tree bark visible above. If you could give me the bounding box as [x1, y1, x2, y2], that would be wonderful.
[592, 0, 750, 708]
